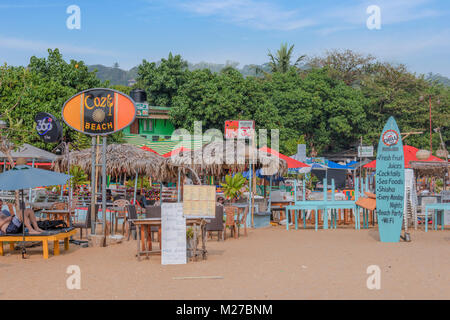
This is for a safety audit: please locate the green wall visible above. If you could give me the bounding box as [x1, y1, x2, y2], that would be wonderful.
[123, 118, 175, 140]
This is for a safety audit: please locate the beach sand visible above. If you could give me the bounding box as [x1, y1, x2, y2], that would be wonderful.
[0, 226, 449, 300]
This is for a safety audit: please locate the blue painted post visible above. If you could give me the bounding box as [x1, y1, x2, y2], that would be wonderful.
[303, 210, 306, 229]
[323, 178, 328, 229]
[302, 180, 306, 201]
[363, 208, 366, 229]
[295, 210, 298, 230]
[286, 207, 289, 231]
[365, 177, 368, 194]
[249, 168, 252, 227]
[293, 179, 297, 202]
[355, 177, 359, 230]
[268, 175, 272, 212]
[331, 179, 335, 229]
[302, 180, 306, 228]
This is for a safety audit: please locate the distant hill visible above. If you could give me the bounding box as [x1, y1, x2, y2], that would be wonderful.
[426, 73, 450, 86]
[88, 61, 270, 86]
[88, 64, 138, 86]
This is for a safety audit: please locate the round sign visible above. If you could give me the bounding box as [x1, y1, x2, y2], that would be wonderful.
[382, 129, 399, 146]
[62, 88, 136, 136]
[34, 112, 63, 143]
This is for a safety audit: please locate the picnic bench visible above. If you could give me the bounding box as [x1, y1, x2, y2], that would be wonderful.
[0, 228, 76, 259]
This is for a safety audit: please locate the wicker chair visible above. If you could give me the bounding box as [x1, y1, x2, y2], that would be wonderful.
[113, 199, 130, 234]
[224, 206, 238, 240]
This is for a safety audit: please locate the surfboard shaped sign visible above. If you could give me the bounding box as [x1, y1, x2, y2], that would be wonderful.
[62, 88, 136, 136]
[376, 116, 405, 242]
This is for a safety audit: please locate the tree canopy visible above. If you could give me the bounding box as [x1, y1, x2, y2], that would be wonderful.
[1, 47, 448, 158]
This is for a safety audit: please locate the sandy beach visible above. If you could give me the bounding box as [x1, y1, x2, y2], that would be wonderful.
[1, 226, 449, 300]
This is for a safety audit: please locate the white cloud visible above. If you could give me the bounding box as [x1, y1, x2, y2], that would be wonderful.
[0, 35, 116, 57]
[178, 0, 316, 31]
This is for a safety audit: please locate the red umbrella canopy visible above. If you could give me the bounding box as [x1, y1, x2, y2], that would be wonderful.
[162, 146, 191, 158]
[259, 146, 309, 168]
[140, 146, 160, 155]
[363, 145, 444, 169]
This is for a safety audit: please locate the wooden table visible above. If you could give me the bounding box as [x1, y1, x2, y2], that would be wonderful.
[270, 201, 294, 222]
[40, 209, 73, 226]
[130, 218, 208, 261]
[0, 229, 77, 259]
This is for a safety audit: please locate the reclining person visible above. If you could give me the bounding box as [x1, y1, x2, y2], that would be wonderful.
[0, 208, 44, 235]
[0, 199, 11, 216]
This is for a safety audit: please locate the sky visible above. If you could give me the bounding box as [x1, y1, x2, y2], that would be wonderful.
[0, 0, 449, 76]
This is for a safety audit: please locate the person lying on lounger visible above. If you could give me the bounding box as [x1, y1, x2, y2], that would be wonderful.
[0, 208, 44, 235]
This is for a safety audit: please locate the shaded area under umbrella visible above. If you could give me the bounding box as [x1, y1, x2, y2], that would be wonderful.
[0, 165, 71, 258]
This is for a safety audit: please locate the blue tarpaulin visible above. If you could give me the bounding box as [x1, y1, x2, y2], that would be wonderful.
[241, 169, 284, 182]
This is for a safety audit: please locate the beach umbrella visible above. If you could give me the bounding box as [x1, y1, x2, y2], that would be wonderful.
[0, 165, 71, 258]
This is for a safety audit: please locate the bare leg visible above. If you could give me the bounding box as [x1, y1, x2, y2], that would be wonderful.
[25, 209, 44, 232]
[17, 209, 43, 234]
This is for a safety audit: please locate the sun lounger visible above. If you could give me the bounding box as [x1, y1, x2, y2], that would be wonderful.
[0, 227, 76, 259]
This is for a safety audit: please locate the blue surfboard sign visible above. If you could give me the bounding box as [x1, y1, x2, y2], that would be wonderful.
[376, 116, 405, 242]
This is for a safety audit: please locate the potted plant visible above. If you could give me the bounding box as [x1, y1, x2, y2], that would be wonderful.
[186, 227, 197, 259]
[221, 173, 248, 204]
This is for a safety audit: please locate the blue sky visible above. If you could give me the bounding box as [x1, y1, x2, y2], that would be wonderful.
[0, 0, 449, 76]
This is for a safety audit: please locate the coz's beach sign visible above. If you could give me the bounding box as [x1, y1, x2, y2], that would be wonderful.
[62, 88, 136, 135]
[376, 116, 405, 242]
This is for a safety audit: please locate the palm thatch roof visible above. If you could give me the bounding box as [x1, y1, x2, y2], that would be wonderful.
[409, 161, 449, 177]
[167, 140, 288, 177]
[0, 143, 57, 160]
[52, 144, 169, 179]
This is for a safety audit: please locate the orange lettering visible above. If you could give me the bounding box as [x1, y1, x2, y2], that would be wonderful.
[84, 95, 94, 110]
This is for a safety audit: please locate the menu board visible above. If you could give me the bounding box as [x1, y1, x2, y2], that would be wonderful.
[183, 185, 216, 218]
[375, 116, 405, 242]
[161, 203, 186, 265]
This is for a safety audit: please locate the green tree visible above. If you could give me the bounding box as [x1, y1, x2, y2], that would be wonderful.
[308, 49, 375, 86]
[136, 53, 188, 107]
[169, 68, 280, 135]
[267, 43, 306, 74]
[360, 62, 450, 150]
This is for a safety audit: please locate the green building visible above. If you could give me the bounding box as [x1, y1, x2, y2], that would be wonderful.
[123, 103, 175, 142]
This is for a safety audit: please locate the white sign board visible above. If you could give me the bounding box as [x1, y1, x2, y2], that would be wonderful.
[161, 202, 186, 265]
[358, 146, 374, 157]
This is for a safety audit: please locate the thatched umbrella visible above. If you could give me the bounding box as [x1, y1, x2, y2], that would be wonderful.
[52, 143, 169, 180]
[167, 140, 288, 177]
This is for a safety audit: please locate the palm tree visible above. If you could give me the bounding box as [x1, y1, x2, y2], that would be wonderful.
[267, 43, 306, 73]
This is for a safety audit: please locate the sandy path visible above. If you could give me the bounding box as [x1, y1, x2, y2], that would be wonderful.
[0, 226, 449, 299]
